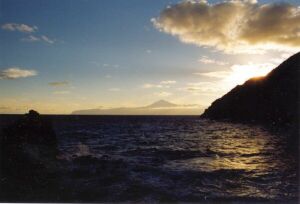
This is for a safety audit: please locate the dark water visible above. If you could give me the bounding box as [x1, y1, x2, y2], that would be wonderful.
[48, 116, 298, 202]
[1, 115, 298, 202]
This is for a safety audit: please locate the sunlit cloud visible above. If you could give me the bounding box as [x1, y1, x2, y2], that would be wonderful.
[143, 80, 177, 89]
[198, 62, 275, 87]
[186, 82, 224, 93]
[225, 63, 275, 85]
[160, 80, 176, 84]
[0, 67, 37, 79]
[48, 81, 69, 87]
[0, 106, 13, 114]
[198, 56, 228, 65]
[142, 83, 163, 88]
[269, 52, 296, 64]
[194, 71, 230, 78]
[1, 23, 38, 33]
[153, 1, 300, 54]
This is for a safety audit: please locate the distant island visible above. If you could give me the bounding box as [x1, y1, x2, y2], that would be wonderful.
[72, 100, 203, 115]
[201, 52, 299, 145]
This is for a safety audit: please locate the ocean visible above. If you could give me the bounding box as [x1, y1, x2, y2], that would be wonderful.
[1, 115, 298, 202]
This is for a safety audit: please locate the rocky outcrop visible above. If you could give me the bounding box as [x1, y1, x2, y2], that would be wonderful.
[0, 110, 59, 201]
[201, 52, 299, 128]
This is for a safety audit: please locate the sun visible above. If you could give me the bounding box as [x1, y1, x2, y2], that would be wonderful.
[225, 63, 275, 87]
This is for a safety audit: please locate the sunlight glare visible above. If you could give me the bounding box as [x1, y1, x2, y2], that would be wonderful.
[225, 63, 275, 86]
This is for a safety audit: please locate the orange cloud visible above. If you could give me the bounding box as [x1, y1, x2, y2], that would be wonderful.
[153, 1, 300, 53]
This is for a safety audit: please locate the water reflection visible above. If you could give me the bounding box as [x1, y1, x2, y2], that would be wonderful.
[55, 117, 298, 201]
[164, 121, 298, 199]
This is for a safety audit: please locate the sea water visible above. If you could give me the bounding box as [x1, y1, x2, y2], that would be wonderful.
[0, 115, 297, 202]
[49, 115, 298, 202]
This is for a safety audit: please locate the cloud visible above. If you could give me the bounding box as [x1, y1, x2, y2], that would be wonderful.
[1, 23, 38, 33]
[194, 71, 230, 78]
[155, 91, 173, 97]
[89, 62, 120, 69]
[188, 61, 277, 97]
[160, 80, 177, 84]
[48, 81, 69, 87]
[152, 1, 300, 53]
[142, 80, 177, 89]
[197, 62, 275, 86]
[142, 83, 163, 88]
[198, 56, 228, 65]
[269, 51, 296, 64]
[186, 82, 223, 93]
[41, 35, 55, 44]
[2, 23, 56, 44]
[225, 62, 275, 84]
[0, 106, 12, 113]
[0, 67, 37, 79]
[21, 35, 40, 42]
[0, 106, 9, 110]
[21, 35, 55, 44]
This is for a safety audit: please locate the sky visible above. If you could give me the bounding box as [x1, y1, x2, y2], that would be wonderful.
[0, 0, 299, 114]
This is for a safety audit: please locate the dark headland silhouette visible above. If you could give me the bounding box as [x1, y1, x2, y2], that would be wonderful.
[201, 52, 299, 149]
[0, 110, 58, 201]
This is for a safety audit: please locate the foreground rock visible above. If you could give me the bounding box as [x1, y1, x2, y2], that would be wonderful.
[0, 110, 59, 201]
[201, 52, 299, 149]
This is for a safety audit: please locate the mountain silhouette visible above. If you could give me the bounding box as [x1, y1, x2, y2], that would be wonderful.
[146, 100, 178, 108]
[72, 100, 201, 115]
[201, 52, 299, 146]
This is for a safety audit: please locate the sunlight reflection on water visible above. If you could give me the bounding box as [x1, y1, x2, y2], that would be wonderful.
[53, 116, 298, 201]
[165, 121, 287, 173]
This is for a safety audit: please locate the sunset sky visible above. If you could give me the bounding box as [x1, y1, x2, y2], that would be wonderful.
[0, 0, 299, 114]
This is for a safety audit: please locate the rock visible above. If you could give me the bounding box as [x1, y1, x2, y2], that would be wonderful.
[3, 109, 57, 145]
[0, 110, 58, 201]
